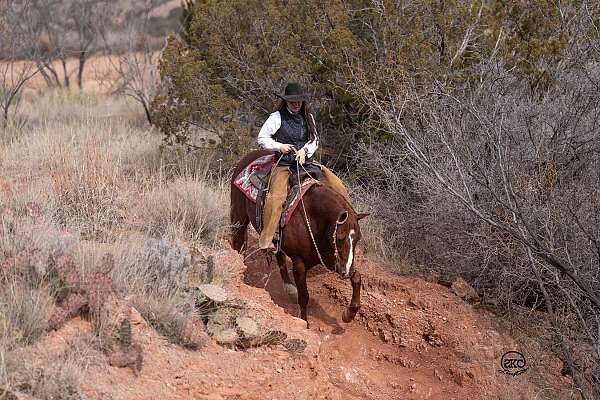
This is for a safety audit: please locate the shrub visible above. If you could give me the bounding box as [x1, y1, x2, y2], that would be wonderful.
[49, 135, 126, 236]
[152, 0, 573, 169]
[138, 178, 227, 244]
[0, 282, 53, 348]
[112, 237, 204, 348]
[355, 54, 600, 398]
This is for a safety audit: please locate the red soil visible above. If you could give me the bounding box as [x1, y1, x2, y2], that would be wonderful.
[28, 246, 577, 400]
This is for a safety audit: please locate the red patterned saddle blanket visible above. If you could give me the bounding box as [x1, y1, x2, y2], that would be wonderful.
[233, 154, 320, 227]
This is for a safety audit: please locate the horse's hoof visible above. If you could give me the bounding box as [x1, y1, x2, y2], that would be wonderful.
[284, 283, 298, 302]
[342, 309, 355, 323]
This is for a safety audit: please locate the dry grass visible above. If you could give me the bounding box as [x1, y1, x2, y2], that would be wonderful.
[131, 294, 202, 349]
[0, 282, 54, 348]
[139, 178, 227, 244]
[0, 88, 231, 395]
[3, 334, 100, 400]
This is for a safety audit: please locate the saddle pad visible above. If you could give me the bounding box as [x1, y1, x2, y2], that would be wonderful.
[282, 178, 319, 226]
[233, 154, 275, 202]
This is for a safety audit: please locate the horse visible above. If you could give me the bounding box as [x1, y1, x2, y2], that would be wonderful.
[230, 149, 368, 326]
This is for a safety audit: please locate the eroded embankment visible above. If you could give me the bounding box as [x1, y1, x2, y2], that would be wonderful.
[24, 246, 576, 400]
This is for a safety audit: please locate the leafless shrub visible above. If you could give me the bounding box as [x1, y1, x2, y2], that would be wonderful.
[104, 1, 161, 125]
[20, 0, 118, 90]
[131, 294, 202, 349]
[0, 2, 40, 128]
[357, 54, 600, 397]
[138, 178, 227, 244]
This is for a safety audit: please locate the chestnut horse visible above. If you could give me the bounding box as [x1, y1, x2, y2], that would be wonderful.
[230, 150, 368, 326]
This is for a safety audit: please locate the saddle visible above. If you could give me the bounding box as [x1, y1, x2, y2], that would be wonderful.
[255, 163, 322, 235]
[232, 154, 322, 240]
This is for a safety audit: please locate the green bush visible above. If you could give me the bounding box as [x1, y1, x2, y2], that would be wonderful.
[152, 0, 573, 169]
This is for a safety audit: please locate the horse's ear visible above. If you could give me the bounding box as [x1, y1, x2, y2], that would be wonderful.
[357, 212, 370, 221]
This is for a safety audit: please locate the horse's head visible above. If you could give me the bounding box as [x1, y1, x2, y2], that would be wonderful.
[331, 210, 369, 279]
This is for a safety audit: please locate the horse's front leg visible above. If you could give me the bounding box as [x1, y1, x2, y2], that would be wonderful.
[276, 252, 298, 302]
[292, 258, 309, 327]
[342, 270, 361, 323]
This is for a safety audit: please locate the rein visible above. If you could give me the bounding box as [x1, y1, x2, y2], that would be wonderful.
[295, 157, 341, 271]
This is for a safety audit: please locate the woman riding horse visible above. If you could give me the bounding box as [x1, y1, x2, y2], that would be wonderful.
[257, 82, 351, 253]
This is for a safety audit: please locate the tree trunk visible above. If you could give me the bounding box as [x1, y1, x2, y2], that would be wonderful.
[44, 62, 61, 87]
[2, 105, 8, 128]
[142, 98, 153, 125]
[78, 51, 87, 90]
[61, 58, 70, 88]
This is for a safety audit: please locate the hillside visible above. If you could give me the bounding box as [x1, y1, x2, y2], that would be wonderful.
[0, 90, 579, 400]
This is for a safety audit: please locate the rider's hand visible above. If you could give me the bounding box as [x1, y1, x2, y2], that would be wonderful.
[295, 148, 306, 165]
[280, 143, 295, 154]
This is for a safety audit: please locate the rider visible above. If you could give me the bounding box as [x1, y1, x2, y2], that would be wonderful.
[257, 82, 351, 252]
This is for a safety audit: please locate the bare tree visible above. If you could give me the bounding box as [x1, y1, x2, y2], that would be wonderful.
[24, 0, 116, 89]
[104, 1, 162, 125]
[0, 1, 40, 127]
[68, 0, 114, 89]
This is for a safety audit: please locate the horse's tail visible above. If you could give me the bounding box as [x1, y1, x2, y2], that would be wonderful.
[230, 185, 249, 253]
[229, 149, 271, 253]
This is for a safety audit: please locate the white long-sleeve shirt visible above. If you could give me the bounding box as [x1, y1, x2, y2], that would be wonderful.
[256, 111, 319, 157]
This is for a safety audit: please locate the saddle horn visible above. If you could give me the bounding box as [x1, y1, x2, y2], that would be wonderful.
[336, 211, 348, 225]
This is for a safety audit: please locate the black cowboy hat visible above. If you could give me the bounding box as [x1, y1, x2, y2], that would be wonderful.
[274, 82, 308, 102]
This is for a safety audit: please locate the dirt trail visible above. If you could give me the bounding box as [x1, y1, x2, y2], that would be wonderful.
[242, 244, 577, 400]
[24, 247, 576, 400]
[243, 250, 477, 400]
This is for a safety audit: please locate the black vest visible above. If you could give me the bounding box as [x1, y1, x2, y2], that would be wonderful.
[274, 108, 313, 166]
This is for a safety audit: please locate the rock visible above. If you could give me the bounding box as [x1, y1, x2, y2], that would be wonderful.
[453, 371, 465, 386]
[424, 332, 444, 347]
[213, 328, 239, 345]
[236, 316, 259, 338]
[398, 357, 417, 368]
[427, 271, 441, 284]
[378, 327, 392, 343]
[481, 345, 495, 360]
[451, 278, 480, 303]
[181, 320, 208, 348]
[385, 313, 399, 328]
[198, 284, 229, 303]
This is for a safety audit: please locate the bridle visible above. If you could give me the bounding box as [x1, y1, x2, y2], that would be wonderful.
[295, 157, 347, 272]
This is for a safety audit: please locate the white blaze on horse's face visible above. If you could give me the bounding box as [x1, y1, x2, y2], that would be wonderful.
[344, 229, 355, 278]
